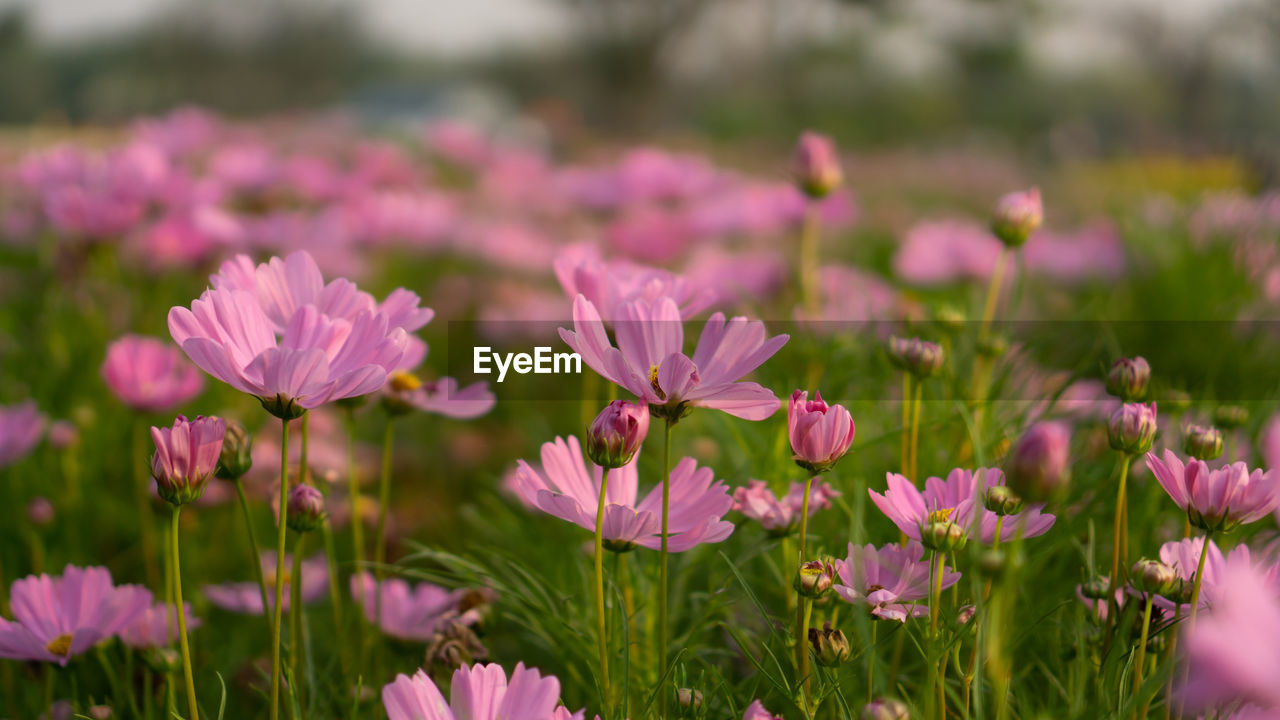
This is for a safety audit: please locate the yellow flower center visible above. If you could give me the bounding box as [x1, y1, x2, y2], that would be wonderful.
[648, 364, 666, 400]
[46, 633, 73, 657]
[927, 508, 954, 524]
[389, 371, 423, 392]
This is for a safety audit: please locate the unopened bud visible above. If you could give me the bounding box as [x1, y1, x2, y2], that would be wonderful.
[861, 698, 909, 720]
[983, 485, 1024, 516]
[676, 688, 703, 717]
[1080, 578, 1111, 600]
[1107, 403, 1157, 455]
[886, 336, 945, 379]
[793, 131, 843, 199]
[1105, 357, 1150, 402]
[957, 605, 976, 625]
[1163, 389, 1192, 415]
[808, 621, 851, 667]
[586, 400, 650, 469]
[976, 334, 1008, 358]
[216, 419, 253, 480]
[921, 510, 966, 552]
[27, 497, 55, 526]
[991, 188, 1043, 248]
[1130, 559, 1178, 596]
[794, 559, 835, 599]
[1213, 405, 1249, 430]
[286, 484, 326, 533]
[1004, 421, 1071, 502]
[1182, 424, 1224, 461]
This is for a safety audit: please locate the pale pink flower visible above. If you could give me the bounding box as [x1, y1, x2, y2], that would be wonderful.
[869, 468, 1055, 544]
[833, 541, 960, 622]
[1146, 449, 1279, 532]
[731, 479, 840, 535]
[119, 602, 201, 649]
[513, 436, 734, 552]
[350, 572, 475, 642]
[0, 565, 149, 665]
[203, 552, 328, 615]
[388, 377, 495, 419]
[384, 662, 571, 720]
[742, 699, 784, 720]
[559, 294, 788, 421]
[0, 400, 45, 468]
[552, 244, 716, 322]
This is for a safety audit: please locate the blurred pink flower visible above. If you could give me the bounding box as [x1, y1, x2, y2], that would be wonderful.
[203, 552, 328, 615]
[0, 565, 149, 665]
[513, 436, 734, 552]
[1155, 538, 1280, 617]
[119, 602, 201, 649]
[388, 377, 496, 420]
[1146, 450, 1278, 532]
[560, 294, 788, 421]
[384, 662, 571, 720]
[731, 479, 840, 535]
[553, 244, 716, 322]
[102, 334, 205, 412]
[742, 699, 784, 720]
[834, 540, 960, 622]
[350, 572, 474, 642]
[894, 219, 1002, 286]
[869, 468, 1055, 544]
[0, 400, 45, 468]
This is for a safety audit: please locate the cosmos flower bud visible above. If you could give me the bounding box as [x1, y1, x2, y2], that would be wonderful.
[920, 510, 967, 553]
[1213, 405, 1249, 430]
[933, 305, 964, 334]
[676, 688, 704, 717]
[808, 622, 851, 667]
[48, 421, 79, 451]
[983, 485, 1024, 516]
[215, 419, 253, 481]
[585, 400, 650, 469]
[792, 131, 843, 199]
[886, 336, 945, 379]
[1105, 356, 1150, 402]
[286, 484, 326, 533]
[26, 497, 55, 526]
[861, 698, 909, 720]
[260, 394, 307, 421]
[1080, 578, 1111, 600]
[976, 333, 1008, 358]
[1107, 402, 1157, 455]
[991, 188, 1043, 248]
[789, 390, 855, 474]
[957, 605, 976, 626]
[794, 559, 836, 599]
[151, 415, 226, 506]
[1182, 424, 1224, 461]
[1162, 389, 1191, 415]
[1129, 558, 1178, 596]
[1004, 421, 1071, 502]
[978, 549, 1006, 579]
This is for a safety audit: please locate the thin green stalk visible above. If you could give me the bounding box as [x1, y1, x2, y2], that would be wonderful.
[867, 620, 877, 704]
[799, 202, 821, 316]
[270, 417, 292, 720]
[1133, 593, 1154, 717]
[929, 553, 946, 720]
[980, 248, 1009, 332]
[594, 467, 612, 711]
[171, 506, 199, 720]
[1109, 455, 1131, 593]
[343, 407, 366, 567]
[794, 476, 815, 703]
[373, 417, 396, 682]
[658, 418, 672, 720]
[901, 373, 912, 475]
[233, 478, 272, 633]
[1177, 531, 1214, 718]
[290, 535, 306, 712]
[910, 381, 923, 482]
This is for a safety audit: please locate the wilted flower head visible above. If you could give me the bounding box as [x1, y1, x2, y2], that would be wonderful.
[792, 131, 843, 199]
[1105, 356, 1150, 402]
[286, 484, 326, 532]
[1107, 402, 1158, 455]
[0, 400, 45, 469]
[1183, 424, 1225, 461]
[101, 335, 204, 412]
[834, 541, 960, 621]
[788, 390, 855, 474]
[585, 399, 649, 469]
[0, 565, 149, 665]
[1003, 421, 1071, 501]
[1145, 449, 1278, 533]
[991, 187, 1043, 247]
[150, 414, 226, 505]
[808, 621, 851, 667]
[731, 479, 840, 536]
[383, 662, 574, 720]
[886, 336, 945, 379]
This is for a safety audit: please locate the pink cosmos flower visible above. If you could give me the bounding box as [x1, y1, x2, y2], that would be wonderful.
[552, 244, 717, 322]
[833, 541, 961, 621]
[793, 131, 843, 198]
[384, 662, 572, 720]
[869, 468, 1056, 544]
[350, 572, 475, 642]
[731, 479, 841, 535]
[0, 565, 150, 665]
[203, 552, 328, 615]
[101, 335, 205, 412]
[788, 390, 855, 473]
[0, 400, 45, 469]
[1156, 538, 1280, 617]
[119, 602, 201, 649]
[513, 436, 734, 552]
[150, 414, 226, 505]
[1179, 562, 1280, 714]
[742, 699, 784, 720]
[559, 294, 788, 421]
[386, 376, 496, 419]
[1145, 449, 1279, 532]
[1075, 580, 1125, 623]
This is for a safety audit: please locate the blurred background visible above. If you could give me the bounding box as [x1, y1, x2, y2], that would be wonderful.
[1, 0, 1278, 179]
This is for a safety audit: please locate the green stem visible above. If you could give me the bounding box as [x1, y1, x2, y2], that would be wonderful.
[270, 417, 292, 720]
[910, 381, 923, 482]
[291, 535, 306, 712]
[171, 506, 199, 720]
[1109, 455, 1131, 594]
[980, 248, 1009, 332]
[658, 418, 672, 720]
[930, 553, 946, 720]
[595, 467, 612, 712]
[867, 620, 877, 705]
[799, 202, 821, 316]
[794, 476, 815, 703]
[373, 416, 396, 683]
[233, 478, 272, 633]
[1133, 593, 1153, 717]
[344, 407, 366, 568]
[901, 373, 912, 476]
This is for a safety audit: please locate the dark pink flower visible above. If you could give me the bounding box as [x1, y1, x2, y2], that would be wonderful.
[0, 565, 149, 665]
[792, 131, 843, 198]
[150, 415, 226, 506]
[585, 399, 649, 469]
[788, 390, 855, 473]
[102, 335, 204, 412]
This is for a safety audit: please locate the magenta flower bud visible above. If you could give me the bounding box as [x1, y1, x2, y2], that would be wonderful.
[792, 131, 843, 199]
[1182, 424, 1224, 461]
[990, 187, 1043, 248]
[1213, 404, 1249, 430]
[957, 605, 976, 625]
[215, 419, 253, 480]
[150, 415, 226, 506]
[286, 484, 327, 533]
[1107, 403, 1158, 455]
[808, 621, 851, 667]
[861, 698, 909, 720]
[1080, 577, 1110, 600]
[794, 559, 836, 599]
[788, 390, 855, 474]
[1130, 558, 1179, 596]
[26, 497, 55, 526]
[1004, 421, 1071, 502]
[886, 336, 945, 379]
[585, 400, 650, 469]
[1105, 356, 1150, 402]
